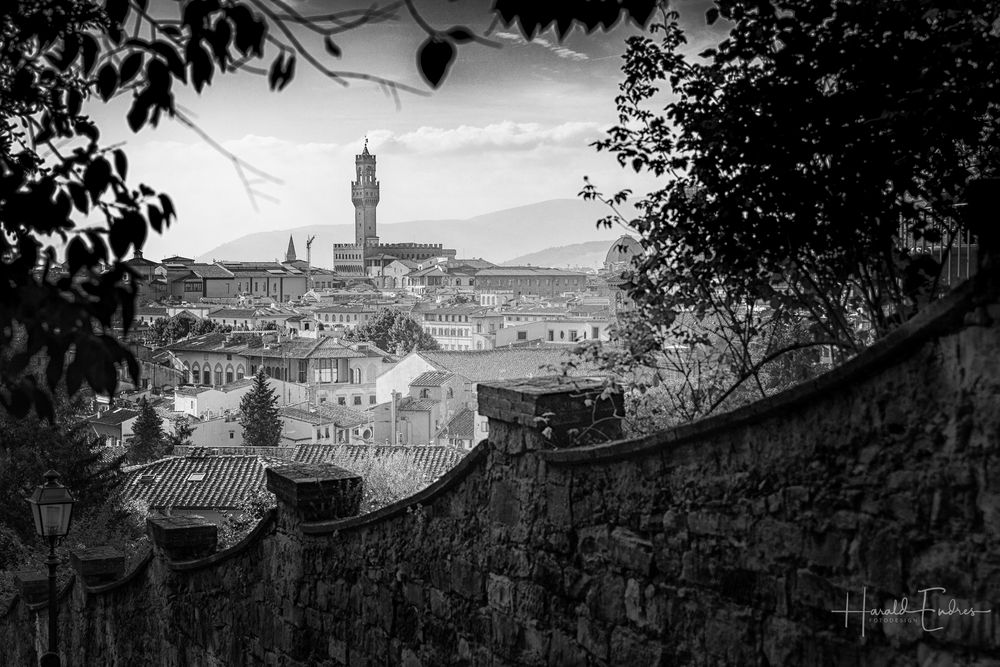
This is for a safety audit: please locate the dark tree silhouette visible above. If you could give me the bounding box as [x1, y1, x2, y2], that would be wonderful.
[128, 396, 167, 463]
[239, 368, 282, 447]
[0, 394, 123, 540]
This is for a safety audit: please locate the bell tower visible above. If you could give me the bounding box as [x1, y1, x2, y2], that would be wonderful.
[352, 138, 380, 247]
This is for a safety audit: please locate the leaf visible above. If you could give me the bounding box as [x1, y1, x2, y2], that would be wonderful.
[324, 36, 341, 58]
[66, 236, 90, 275]
[58, 33, 81, 71]
[97, 63, 118, 101]
[268, 52, 285, 90]
[188, 40, 214, 92]
[113, 149, 128, 180]
[147, 204, 163, 233]
[159, 194, 176, 223]
[127, 92, 152, 132]
[68, 182, 89, 214]
[150, 40, 187, 82]
[706, 7, 720, 25]
[417, 37, 456, 89]
[83, 157, 113, 201]
[80, 34, 99, 74]
[119, 52, 143, 84]
[278, 54, 295, 91]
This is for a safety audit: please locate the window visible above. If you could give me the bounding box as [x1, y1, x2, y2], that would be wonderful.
[569, 330, 578, 341]
[226, 370, 234, 384]
[592, 327, 600, 339]
[314, 359, 333, 383]
[420, 388, 429, 398]
[353, 396, 362, 406]
[298, 360, 308, 383]
[547, 330, 554, 342]
[338, 397, 346, 405]
[229, 431, 234, 439]
[369, 395, 376, 405]
[187, 473, 206, 482]
[517, 331, 527, 341]
[325, 427, 330, 438]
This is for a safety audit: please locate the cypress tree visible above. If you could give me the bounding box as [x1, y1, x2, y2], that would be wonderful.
[239, 368, 283, 447]
[129, 397, 167, 463]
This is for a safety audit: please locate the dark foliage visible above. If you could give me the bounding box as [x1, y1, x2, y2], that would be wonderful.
[128, 396, 167, 463]
[239, 368, 282, 447]
[0, 394, 124, 540]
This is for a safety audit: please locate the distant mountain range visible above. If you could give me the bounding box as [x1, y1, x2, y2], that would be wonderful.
[503, 240, 621, 269]
[195, 199, 628, 266]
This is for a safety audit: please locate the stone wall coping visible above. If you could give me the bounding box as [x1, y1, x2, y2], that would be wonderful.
[23, 573, 75, 613]
[169, 509, 277, 572]
[301, 440, 490, 535]
[543, 272, 983, 466]
[86, 550, 154, 596]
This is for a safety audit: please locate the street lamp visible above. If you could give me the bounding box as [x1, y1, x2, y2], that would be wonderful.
[27, 470, 76, 667]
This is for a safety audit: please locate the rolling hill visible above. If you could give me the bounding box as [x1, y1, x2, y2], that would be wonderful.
[195, 199, 626, 266]
[503, 240, 620, 269]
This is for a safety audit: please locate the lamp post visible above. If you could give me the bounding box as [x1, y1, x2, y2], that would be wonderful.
[27, 470, 76, 667]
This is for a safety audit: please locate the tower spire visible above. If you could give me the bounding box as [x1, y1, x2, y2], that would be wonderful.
[285, 235, 297, 262]
[352, 140, 379, 247]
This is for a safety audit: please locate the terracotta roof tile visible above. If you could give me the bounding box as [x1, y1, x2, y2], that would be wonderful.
[123, 454, 279, 510]
[410, 371, 453, 387]
[293, 444, 466, 480]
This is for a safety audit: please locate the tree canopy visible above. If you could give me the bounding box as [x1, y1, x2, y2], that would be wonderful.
[0, 0, 656, 419]
[345, 308, 439, 353]
[585, 1, 999, 378]
[128, 395, 167, 462]
[239, 367, 282, 447]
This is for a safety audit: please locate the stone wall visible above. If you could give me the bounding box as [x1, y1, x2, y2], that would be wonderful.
[4, 269, 1000, 665]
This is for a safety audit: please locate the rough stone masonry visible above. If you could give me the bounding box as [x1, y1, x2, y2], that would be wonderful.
[4, 254, 1000, 665]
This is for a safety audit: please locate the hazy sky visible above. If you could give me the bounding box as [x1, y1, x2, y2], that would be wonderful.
[87, 0, 720, 260]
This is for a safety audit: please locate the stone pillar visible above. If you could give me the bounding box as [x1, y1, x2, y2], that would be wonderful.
[70, 547, 125, 586]
[478, 376, 623, 452]
[14, 571, 49, 605]
[265, 463, 363, 523]
[147, 515, 218, 561]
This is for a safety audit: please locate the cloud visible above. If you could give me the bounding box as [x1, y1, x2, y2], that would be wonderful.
[495, 31, 589, 61]
[366, 121, 603, 154]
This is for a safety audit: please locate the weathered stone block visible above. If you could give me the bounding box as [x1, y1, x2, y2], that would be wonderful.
[13, 571, 48, 605]
[478, 377, 622, 450]
[266, 463, 362, 522]
[70, 546, 125, 586]
[147, 515, 217, 560]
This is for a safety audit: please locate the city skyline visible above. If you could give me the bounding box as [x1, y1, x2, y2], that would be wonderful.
[85, 0, 719, 261]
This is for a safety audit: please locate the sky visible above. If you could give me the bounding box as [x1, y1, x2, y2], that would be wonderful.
[87, 0, 721, 261]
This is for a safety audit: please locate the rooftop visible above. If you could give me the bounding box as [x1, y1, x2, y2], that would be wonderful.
[123, 454, 279, 510]
[293, 444, 466, 480]
[438, 407, 474, 441]
[419, 348, 600, 383]
[410, 371, 454, 387]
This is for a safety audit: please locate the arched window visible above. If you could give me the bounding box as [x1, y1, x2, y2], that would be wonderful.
[225, 364, 234, 384]
[352, 368, 361, 384]
[420, 388, 429, 399]
[447, 387, 454, 399]
[191, 362, 200, 384]
[214, 364, 224, 386]
[183, 361, 191, 384]
[236, 365, 245, 380]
